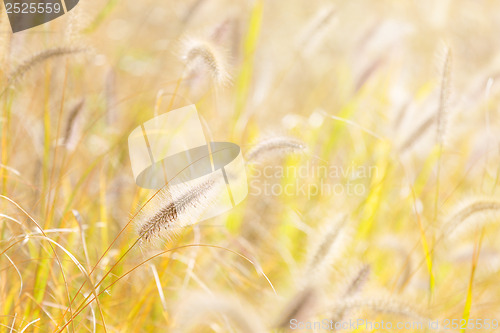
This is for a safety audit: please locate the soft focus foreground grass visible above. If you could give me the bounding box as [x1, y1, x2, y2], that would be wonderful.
[1, 0, 500, 332]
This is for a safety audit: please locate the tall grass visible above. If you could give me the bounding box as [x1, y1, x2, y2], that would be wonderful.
[1, 0, 500, 332]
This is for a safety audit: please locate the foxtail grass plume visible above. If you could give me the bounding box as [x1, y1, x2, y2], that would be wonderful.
[330, 294, 428, 322]
[136, 175, 224, 244]
[330, 264, 370, 324]
[105, 69, 119, 125]
[399, 45, 453, 152]
[342, 264, 371, 296]
[442, 196, 500, 239]
[399, 113, 436, 152]
[64, 98, 85, 150]
[296, 5, 336, 54]
[436, 45, 452, 145]
[7, 47, 85, 87]
[274, 286, 317, 329]
[246, 136, 308, 163]
[175, 293, 265, 333]
[179, 36, 231, 86]
[303, 214, 351, 283]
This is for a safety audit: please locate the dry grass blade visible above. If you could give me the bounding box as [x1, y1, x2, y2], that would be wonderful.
[58, 244, 276, 333]
[59, 148, 241, 324]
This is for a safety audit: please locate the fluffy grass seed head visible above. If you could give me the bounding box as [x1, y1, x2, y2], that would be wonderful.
[7, 47, 86, 88]
[442, 196, 500, 240]
[179, 36, 232, 86]
[274, 285, 318, 330]
[399, 113, 436, 152]
[399, 45, 453, 152]
[342, 264, 371, 297]
[136, 174, 224, 245]
[246, 136, 308, 163]
[436, 44, 453, 145]
[64, 98, 86, 150]
[302, 214, 351, 284]
[175, 292, 266, 333]
[330, 294, 428, 323]
[330, 264, 371, 323]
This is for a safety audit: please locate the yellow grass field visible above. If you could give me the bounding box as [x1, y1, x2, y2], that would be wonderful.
[1, 0, 500, 332]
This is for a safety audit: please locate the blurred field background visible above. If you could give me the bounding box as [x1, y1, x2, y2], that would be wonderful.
[1, 0, 500, 331]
